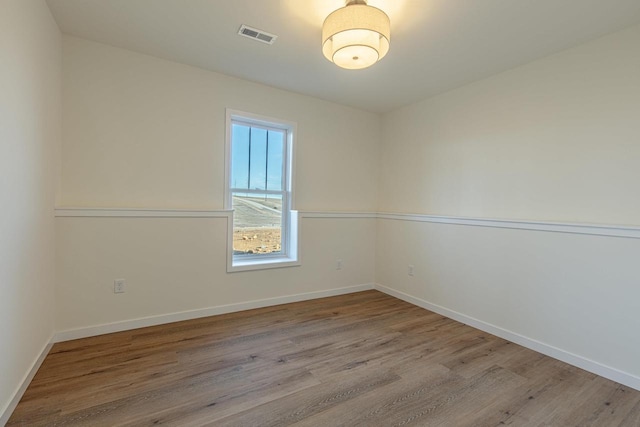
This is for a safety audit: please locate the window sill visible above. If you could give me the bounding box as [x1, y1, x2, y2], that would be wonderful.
[227, 256, 301, 273]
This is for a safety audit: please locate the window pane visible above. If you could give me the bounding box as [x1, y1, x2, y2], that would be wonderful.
[232, 192, 283, 255]
[249, 128, 267, 190]
[267, 130, 284, 191]
[231, 124, 249, 189]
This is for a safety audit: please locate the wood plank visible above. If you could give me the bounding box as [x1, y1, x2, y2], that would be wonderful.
[7, 290, 640, 426]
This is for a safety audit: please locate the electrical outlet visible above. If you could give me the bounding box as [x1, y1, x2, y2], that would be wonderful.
[408, 265, 414, 276]
[336, 259, 343, 270]
[114, 279, 126, 293]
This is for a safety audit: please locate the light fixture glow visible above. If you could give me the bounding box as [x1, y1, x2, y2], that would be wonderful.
[322, 1, 390, 70]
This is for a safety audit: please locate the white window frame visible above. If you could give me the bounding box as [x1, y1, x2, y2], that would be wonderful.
[224, 109, 299, 272]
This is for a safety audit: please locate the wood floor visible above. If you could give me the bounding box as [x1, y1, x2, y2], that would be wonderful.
[8, 291, 640, 426]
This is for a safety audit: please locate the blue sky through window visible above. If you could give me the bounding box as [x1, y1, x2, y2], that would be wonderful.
[231, 124, 284, 191]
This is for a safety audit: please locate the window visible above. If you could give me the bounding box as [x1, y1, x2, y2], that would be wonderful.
[225, 109, 298, 272]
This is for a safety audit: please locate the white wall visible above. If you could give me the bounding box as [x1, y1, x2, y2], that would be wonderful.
[380, 24, 640, 225]
[56, 216, 375, 333]
[56, 37, 380, 333]
[61, 36, 380, 211]
[0, 0, 61, 420]
[377, 24, 640, 384]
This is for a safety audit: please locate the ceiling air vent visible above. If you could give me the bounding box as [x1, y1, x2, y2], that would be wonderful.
[238, 24, 278, 45]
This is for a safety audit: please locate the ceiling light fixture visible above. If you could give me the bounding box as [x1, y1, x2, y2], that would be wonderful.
[322, 0, 390, 70]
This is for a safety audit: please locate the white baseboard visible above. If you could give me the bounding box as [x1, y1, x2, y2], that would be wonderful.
[53, 283, 375, 343]
[0, 339, 53, 426]
[7, 283, 638, 425]
[4, 285, 374, 422]
[374, 283, 640, 392]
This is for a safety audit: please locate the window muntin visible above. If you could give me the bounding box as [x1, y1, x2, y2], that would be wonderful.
[231, 125, 284, 192]
[225, 110, 297, 271]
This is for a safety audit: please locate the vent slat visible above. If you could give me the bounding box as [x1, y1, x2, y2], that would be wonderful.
[242, 28, 259, 38]
[238, 25, 277, 45]
[256, 33, 273, 43]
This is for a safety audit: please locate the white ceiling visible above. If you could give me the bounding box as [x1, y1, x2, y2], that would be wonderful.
[47, 0, 640, 113]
